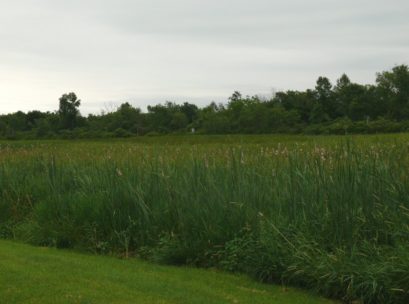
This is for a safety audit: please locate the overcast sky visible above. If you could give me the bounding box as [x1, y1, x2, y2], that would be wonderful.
[1, 0, 408, 115]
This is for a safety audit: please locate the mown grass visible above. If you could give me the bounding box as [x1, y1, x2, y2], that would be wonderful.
[1, 134, 409, 303]
[0, 240, 335, 304]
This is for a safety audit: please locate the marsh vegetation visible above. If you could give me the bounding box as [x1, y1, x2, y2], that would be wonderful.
[1, 135, 409, 303]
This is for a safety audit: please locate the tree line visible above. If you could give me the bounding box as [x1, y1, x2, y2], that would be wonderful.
[1, 64, 409, 139]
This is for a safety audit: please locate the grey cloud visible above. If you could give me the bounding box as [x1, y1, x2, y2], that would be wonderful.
[0, 0, 408, 114]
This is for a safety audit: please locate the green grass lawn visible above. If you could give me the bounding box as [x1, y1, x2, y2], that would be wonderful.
[0, 240, 335, 304]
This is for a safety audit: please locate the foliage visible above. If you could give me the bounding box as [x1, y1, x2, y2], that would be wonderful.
[1, 65, 409, 138]
[58, 92, 81, 130]
[1, 135, 409, 303]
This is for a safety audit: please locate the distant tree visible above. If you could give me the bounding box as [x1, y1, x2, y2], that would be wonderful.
[229, 91, 242, 102]
[309, 103, 328, 124]
[147, 102, 175, 132]
[314, 76, 335, 120]
[199, 102, 229, 134]
[0, 119, 7, 137]
[115, 102, 142, 133]
[274, 90, 315, 123]
[2, 64, 409, 138]
[8, 111, 27, 131]
[170, 112, 188, 130]
[333, 75, 375, 121]
[239, 101, 270, 133]
[146, 101, 193, 132]
[269, 107, 300, 131]
[26, 110, 46, 128]
[333, 74, 351, 117]
[180, 102, 199, 124]
[36, 118, 53, 138]
[376, 65, 409, 120]
[58, 92, 81, 129]
[226, 92, 248, 132]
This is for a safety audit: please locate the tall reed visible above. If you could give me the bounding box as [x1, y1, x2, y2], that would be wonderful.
[1, 136, 409, 303]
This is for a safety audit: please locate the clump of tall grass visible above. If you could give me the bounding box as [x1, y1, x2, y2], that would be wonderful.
[1, 136, 409, 303]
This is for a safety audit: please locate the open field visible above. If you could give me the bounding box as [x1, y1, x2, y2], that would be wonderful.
[0, 240, 334, 304]
[1, 134, 409, 303]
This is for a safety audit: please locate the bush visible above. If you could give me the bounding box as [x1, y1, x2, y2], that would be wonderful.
[114, 128, 132, 138]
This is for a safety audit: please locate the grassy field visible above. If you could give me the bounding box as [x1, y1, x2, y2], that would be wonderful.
[1, 134, 409, 303]
[0, 240, 335, 304]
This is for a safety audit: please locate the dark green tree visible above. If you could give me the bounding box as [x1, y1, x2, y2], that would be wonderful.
[376, 65, 409, 120]
[180, 102, 198, 124]
[58, 92, 81, 129]
[314, 77, 334, 120]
